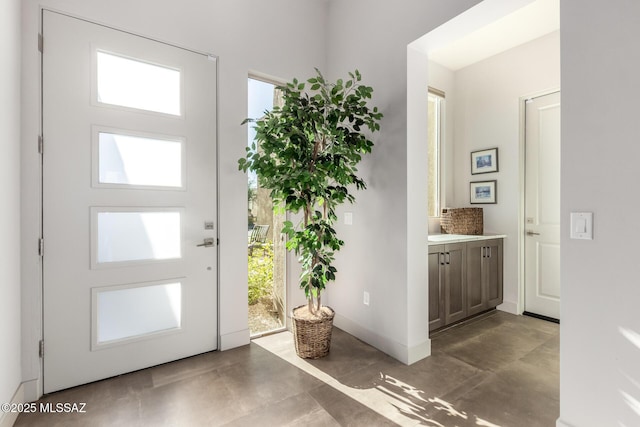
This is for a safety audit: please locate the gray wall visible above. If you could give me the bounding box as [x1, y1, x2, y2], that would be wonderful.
[559, 0, 640, 425]
[0, 0, 22, 419]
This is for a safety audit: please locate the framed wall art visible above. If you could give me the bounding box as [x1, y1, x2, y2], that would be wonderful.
[471, 148, 498, 174]
[470, 180, 497, 204]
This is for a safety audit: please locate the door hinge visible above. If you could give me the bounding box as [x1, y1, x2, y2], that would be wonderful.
[38, 135, 43, 154]
[39, 340, 44, 358]
[38, 238, 44, 257]
[38, 33, 43, 53]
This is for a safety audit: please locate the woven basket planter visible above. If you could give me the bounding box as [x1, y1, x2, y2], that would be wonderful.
[440, 208, 483, 235]
[291, 305, 335, 359]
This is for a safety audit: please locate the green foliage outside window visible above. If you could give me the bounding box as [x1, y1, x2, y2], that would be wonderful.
[248, 245, 274, 305]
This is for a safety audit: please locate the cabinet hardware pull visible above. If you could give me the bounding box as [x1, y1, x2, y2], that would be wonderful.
[482, 246, 486, 258]
[446, 252, 451, 265]
[440, 252, 445, 266]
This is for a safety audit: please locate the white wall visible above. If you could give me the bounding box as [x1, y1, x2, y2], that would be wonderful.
[451, 31, 560, 313]
[323, 0, 481, 363]
[559, 0, 640, 425]
[0, 0, 23, 420]
[18, 0, 639, 423]
[21, 0, 327, 399]
[427, 60, 456, 234]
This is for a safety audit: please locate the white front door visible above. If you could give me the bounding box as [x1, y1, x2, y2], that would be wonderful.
[524, 91, 561, 320]
[42, 10, 218, 393]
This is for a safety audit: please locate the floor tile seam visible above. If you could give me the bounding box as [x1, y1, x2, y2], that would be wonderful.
[477, 323, 557, 340]
[425, 371, 497, 418]
[491, 360, 560, 391]
[257, 391, 359, 427]
[436, 348, 492, 373]
[252, 351, 427, 426]
[150, 367, 224, 389]
[302, 390, 356, 426]
[502, 320, 560, 336]
[445, 355, 507, 374]
[437, 332, 555, 363]
[215, 391, 320, 427]
[415, 352, 499, 396]
[275, 392, 330, 420]
[488, 357, 559, 391]
[434, 351, 488, 376]
[301, 362, 390, 399]
[514, 337, 560, 364]
[516, 350, 559, 369]
[147, 352, 256, 389]
[429, 316, 501, 339]
[324, 360, 385, 385]
[291, 406, 342, 427]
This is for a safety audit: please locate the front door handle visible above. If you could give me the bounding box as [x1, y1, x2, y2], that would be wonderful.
[526, 231, 541, 236]
[197, 238, 215, 247]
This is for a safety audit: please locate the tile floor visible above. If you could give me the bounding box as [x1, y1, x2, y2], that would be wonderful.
[15, 311, 559, 426]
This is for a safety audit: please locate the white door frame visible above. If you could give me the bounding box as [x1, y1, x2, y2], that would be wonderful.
[37, 7, 221, 395]
[517, 87, 560, 315]
[246, 71, 291, 336]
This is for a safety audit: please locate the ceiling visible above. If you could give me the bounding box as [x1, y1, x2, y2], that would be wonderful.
[429, 0, 559, 71]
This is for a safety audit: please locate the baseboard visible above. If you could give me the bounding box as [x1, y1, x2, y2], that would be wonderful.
[0, 383, 24, 427]
[333, 313, 431, 365]
[497, 300, 518, 315]
[556, 418, 574, 427]
[407, 338, 431, 365]
[219, 328, 250, 351]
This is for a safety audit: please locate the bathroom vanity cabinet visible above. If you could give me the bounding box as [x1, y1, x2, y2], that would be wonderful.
[428, 236, 504, 332]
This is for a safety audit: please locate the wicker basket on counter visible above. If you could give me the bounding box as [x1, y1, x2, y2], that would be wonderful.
[440, 208, 483, 235]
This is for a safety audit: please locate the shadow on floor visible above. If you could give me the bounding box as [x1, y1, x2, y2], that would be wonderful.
[16, 311, 558, 426]
[257, 310, 559, 426]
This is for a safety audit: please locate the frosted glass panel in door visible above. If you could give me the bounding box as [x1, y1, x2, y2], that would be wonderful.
[96, 51, 181, 115]
[94, 281, 182, 347]
[94, 210, 182, 265]
[43, 10, 217, 393]
[97, 132, 184, 188]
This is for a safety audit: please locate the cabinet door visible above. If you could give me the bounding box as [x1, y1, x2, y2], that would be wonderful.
[485, 239, 503, 308]
[428, 245, 445, 331]
[465, 240, 486, 316]
[444, 243, 467, 324]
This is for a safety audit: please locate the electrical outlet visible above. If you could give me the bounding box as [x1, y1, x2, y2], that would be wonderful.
[363, 291, 370, 306]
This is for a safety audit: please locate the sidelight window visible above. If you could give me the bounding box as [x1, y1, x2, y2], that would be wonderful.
[428, 87, 444, 218]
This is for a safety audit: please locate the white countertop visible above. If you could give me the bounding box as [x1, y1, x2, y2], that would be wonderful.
[427, 234, 507, 245]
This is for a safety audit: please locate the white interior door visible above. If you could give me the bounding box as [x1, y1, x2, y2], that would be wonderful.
[524, 91, 561, 320]
[42, 10, 218, 393]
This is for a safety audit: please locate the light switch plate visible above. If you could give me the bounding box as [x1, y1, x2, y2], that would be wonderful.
[570, 212, 593, 240]
[344, 212, 353, 225]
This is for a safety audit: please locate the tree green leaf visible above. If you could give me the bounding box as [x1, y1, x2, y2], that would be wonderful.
[238, 68, 382, 306]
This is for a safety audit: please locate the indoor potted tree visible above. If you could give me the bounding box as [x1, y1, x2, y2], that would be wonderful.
[239, 69, 382, 358]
